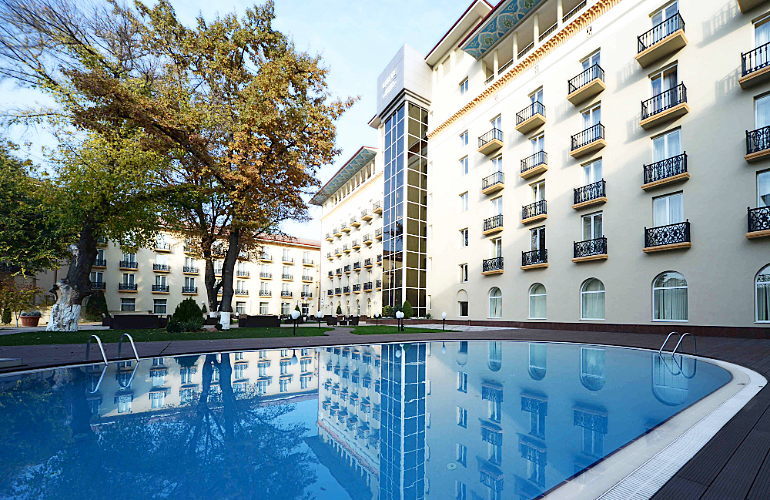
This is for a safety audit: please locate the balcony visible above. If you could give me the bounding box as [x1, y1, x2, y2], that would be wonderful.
[747, 207, 770, 239]
[364, 258, 373, 268]
[259, 290, 272, 297]
[344, 265, 351, 274]
[636, 13, 687, 68]
[515, 101, 546, 134]
[342, 224, 351, 233]
[119, 260, 138, 270]
[96, 236, 108, 247]
[738, 0, 767, 13]
[483, 215, 504, 236]
[364, 281, 373, 291]
[477, 128, 503, 155]
[375, 228, 383, 240]
[351, 216, 361, 228]
[259, 253, 272, 262]
[90, 281, 106, 291]
[281, 291, 292, 298]
[327, 289, 333, 297]
[260, 272, 272, 279]
[335, 288, 342, 296]
[343, 244, 350, 253]
[183, 266, 199, 274]
[333, 227, 342, 237]
[303, 258, 314, 266]
[153, 264, 170, 273]
[282, 256, 294, 265]
[573, 237, 608, 263]
[746, 125, 770, 162]
[182, 286, 198, 294]
[361, 209, 373, 222]
[482, 257, 504, 275]
[520, 151, 548, 179]
[152, 284, 169, 293]
[573, 180, 607, 209]
[644, 221, 691, 252]
[326, 252, 332, 261]
[376, 280, 382, 290]
[640, 83, 688, 129]
[214, 268, 223, 277]
[155, 242, 171, 252]
[302, 275, 313, 283]
[570, 123, 605, 158]
[235, 289, 249, 296]
[336, 268, 343, 276]
[522, 249, 548, 269]
[353, 284, 361, 293]
[352, 240, 361, 250]
[740, 42, 770, 88]
[343, 286, 351, 295]
[92, 258, 107, 268]
[237, 270, 250, 278]
[328, 271, 333, 279]
[481, 172, 504, 195]
[353, 262, 361, 271]
[282, 273, 293, 281]
[183, 244, 194, 254]
[498, 57, 514, 75]
[567, 64, 605, 105]
[363, 234, 373, 245]
[301, 291, 313, 299]
[521, 200, 547, 224]
[643, 153, 689, 190]
[118, 283, 137, 292]
[373, 201, 382, 214]
[326, 233, 334, 242]
[377, 254, 383, 264]
[484, 74, 494, 86]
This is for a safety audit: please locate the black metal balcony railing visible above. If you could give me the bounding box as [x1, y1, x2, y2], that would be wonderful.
[335, 288, 342, 295]
[282, 274, 293, 280]
[328, 271, 333, 277]
[574, 237, 607, 258]
[375, 228, 383, 238]
[484, 74, 495, 85]
[260, 290, 272, 296]
[377, 254, 383, 263]
[260, 253, 272, 261]
[641, 83, 687, 121]
[352, 240, 360, 247]
[483, 257, 504, 273]
[376, 279, 382, 288]
[152, 284, 169, 292]
[743, 41, 770, 77]
[364, 282, 373, 291]
[118, 283, 137, 291]
[344, 265, 351, 273]
[364, 258, 372, 267]
[482, 171, 504, 191]
[326, 252, 332, 259]
[574, 180, 606, 205]
[343, 286, 351, 294]
[568, 64, 605, 94]
[301, 292, 312, 298]
[516, 101, 545, 125]
[749, 207, 770, 233]
[327, 290, 334, 296]
[483, 215, 504, 232]
[91, 281, 106, 290]
[93, 258, 107, 267]
[155, 242, 171, 251]
[236, 289, 249, 296]
[153, 264, 169, 272]
[522, 200, 547, 220]
[96, 236, 108, 246]
[373, 201, 381, 211]
[302, 275, 313, 281]
[182, 286, 198, 294]
[237, 270, 250, 278]
[498, 58, 514, 74]
[353, 262, 361, 270]
[343, 245, 349, 252]
[214, 268, 223, 276]
[518, 41, 534, 59]
[644, 153, 687, 185]
[183, 266, 198, 273]
[283, 257, 294, 263]
[638, 12, 685, 53]
[645, 220, 691, 247]
[281, 291, 292, 298]
[353, 284, 361, 292]
[119, 260, 138, 269]
[521, 151, 547, 174]
[571, 123, 605, 151]
[478, 128, 504, 149]
[260, 272, 272, 279]
[747, 125, 770, 155]
[522, 249, 548, 267]
[303, 258, 314, 265]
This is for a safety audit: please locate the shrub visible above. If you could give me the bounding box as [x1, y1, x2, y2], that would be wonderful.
[20, 311, 41, 317]
[166, 320, 184, 333]
[426, 312, 432, 320]
[2, 308, 11, 324]
[84, 291, 108, 321]
[382, 305, 393, 318]
[182, 318, 204, 332]
[214, 322, 223, 331]
[336, 305, 342, 315]
[402, 301, 413, 319]
[172, 298, 203, 323]
[201, 304, 207, 315]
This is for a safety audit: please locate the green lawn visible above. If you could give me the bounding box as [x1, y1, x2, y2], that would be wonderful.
[0, 326, 331, 346]
[351, 325, 438, 335]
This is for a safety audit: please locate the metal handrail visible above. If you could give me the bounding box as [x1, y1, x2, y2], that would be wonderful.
[86, 365, 108, 394]
[118, 333, 139, 361]
[672, 332, 696, 356]
[86, 334, 108, 365]
[117, 362, 140, 389]
[658, 331, 679, 356]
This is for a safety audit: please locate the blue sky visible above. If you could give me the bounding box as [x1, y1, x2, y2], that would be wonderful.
[0, 0, 469, 241]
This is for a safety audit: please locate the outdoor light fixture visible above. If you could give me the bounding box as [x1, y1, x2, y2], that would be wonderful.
[442, 342, 446, 354]
[395, 310, 404, 332]
[316, 310, 323, 329]
[290, 349, 299, 366]
[395, 344, 402, 359]
[442, 312, 447, 331]
[291, 309, 300, 336]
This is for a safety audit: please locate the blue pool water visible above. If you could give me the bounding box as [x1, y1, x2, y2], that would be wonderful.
[0, 341, 730, 500]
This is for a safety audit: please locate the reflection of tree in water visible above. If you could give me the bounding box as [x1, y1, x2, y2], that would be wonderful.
[1, 354, 317, 499]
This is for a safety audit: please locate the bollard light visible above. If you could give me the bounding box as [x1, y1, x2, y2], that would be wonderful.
[442, 312, 447, 331]
[291, 310, 301, 336]
[316, 310, 323, 329]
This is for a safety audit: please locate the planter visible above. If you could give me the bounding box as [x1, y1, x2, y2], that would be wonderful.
[20, 316, 40, 327]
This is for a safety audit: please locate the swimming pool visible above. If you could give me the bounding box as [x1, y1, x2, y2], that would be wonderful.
[0, 341, 732, 499]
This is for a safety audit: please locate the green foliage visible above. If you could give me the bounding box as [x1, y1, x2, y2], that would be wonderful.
[382, 305, 393, 318]
[201, 304, 207, 314]
[336, 305, 342, 315]
[402, 301, 413, 319]
[166, 320, 183, 334]
[1, 308, 10, 324]
[294, 304, 300, 312]
[426, 312, 432, 320]
[19, 311, 41, 317]
[84, 291, 108, 322]
[171, 297, 203, 323]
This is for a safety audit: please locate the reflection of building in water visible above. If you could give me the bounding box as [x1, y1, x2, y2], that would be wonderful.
[315, 346, 382, 499]
[85, 349, 318, 418]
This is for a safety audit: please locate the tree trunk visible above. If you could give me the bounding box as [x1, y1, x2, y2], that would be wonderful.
[202, 245, 219, 318]
[218, 229, 240, 330]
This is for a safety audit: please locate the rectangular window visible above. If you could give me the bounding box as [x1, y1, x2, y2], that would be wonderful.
[459, 192, 468, 212]
[491, 196, 503, 216]
[89, 271, 103, 283]
[583, 158, 603, 185]
[530, 87, 543, 104]
[460, 156, 468, 175]
[457, 407, 468, 428]
[653, 129, 681, 162]
[259, 302, 269, 315]
[459, 301, 469, 317]
[491, 155, 503, 172]
[582, 212, 603, 240]
[757, 94, 770, 129]
[652, 1, 678, 27]
[650, 64, 678, 113]
[582, 50, 601, 70]
[531, 133, 544, 154]
[235, 302, 246, 314]
[281, 302, 290, 315]
[460, 264, 468, 283]
[185, 276, 196, 289]
[153, 299, 167, 315]
[154, 275, 167, 287]
[234, 364, 246, 379]
[491, 114, 501, 130]
[279, 379, 289, 393]
[759, 170, 770, 207]
[456, 444, 468, 467]
[582, 104, 601, 129]
[457, 372, 468, 392]
[460, 130, 468, 146]
[459, 78, 468, 95]
[455, 481, 467, 500]
[530, 226, 545, 251]
[459, 228, 469, 247]
[120, 298, 135, 312]
[122, 273, 135, 285]
[532, 181, 545, 202]
[653, 192, 684, 226]
[491, 237, 502, 258]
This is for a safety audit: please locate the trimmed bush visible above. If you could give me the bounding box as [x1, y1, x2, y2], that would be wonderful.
[166, 320, 184, 333]
[402, 301, 413, 319]
[172, 298, 203, 323]
[336, 305, 342, 315]
[382, 305, 393, 318]
[2, 308, 11, 325]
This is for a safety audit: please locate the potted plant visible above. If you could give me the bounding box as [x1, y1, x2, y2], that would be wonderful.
[20, 311, 42, 327]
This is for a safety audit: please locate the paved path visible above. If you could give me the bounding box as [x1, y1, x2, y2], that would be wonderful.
[1, 325, 769, 499]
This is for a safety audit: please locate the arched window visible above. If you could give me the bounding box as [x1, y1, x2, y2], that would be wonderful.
[757, 265, 770, 323]
[456, 341, 469, 366]
[652, 272, 688, 321]
[529, 284, 546, 319]
[528, 343, 546, 381]
[581, 279, 605, 320]
[488, 342, 502, 371]
[489, 287, 502, 318]
[580, 347, 605, 391]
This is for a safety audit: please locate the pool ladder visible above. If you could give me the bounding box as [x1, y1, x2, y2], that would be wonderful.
[658, 331, 696, 357]
[85, 334, 140, 393]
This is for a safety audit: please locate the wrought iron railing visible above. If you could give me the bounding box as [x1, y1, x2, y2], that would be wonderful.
[183, 266, 198, 273]
[522, 200, 547, 220]
[641, 83, 687, 120]
[301, 291, 312, 298]
[568, 64, 605, 94]
[237, 270, 250, 277]
[328, 271, 333, 277]
[516, 101, 545, 124]
[93, 258, 107, 267]
[260, 272, 272, 279]
[343, 286, 351, 294]
[643, 153, 687, 184]
[574, 237, 607, 258]
[155, 242, 171, 251]
[327, 290, 333, 296]
[281, 291, 292, 297]
[152, 284, 169, 292]
[118, 283, 137, 291]
[336, 268, 342, 275]
[522, 249, 548, 267]
[375, 228, 383, 238]
[119, 260, 138, 269]
[376, 279, 382, 288]
[363, 233, 371, 242]
[344, 265, 351, 273]
[364, 282, 373, 291]
[563, 0, 586, 23]
[483, 257, 504, 273]
[638, 12, 685, 53]
[353, 284, 361, 292]
[645, 220, 690, 247]
[482, 171, 504, 190]
[153, 264, 169, 272]
[91, 281, 106, 290]
[260, 290, 272, 297]
[365, 258, 372, 267]
[571, 123, 605, 151]
[373, 201, 381, 211]
[749, 206, 770, 233]
[353, 262, 361, 270]
[518, 41, 534, 59]
[282, 273, 293, 280]
[574, 180, 606, 205]
[483, 215, 504, 232]
[521, 151, 547, 173]
[302, 275, 312, 281]
[478, 128, 504, 149]
[182, 286, 198, 294]
[343, 245, 349, 252]
[498, 58, 514, 74]
[747, 125, 770, 155]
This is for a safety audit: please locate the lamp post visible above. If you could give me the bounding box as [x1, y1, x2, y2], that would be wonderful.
[316, 310, 323, 329]
[441, 342, 446, 354]
[396, 310, 404, 332]
[291, 310, 300, 336]
[290, 349, 299, 366]
[442, 312, 447, 331]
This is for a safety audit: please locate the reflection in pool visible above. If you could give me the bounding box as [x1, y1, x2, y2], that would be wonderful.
[0, 342, 729, 500]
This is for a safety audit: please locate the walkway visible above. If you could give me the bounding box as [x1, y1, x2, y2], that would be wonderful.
[0, 325, 769, 499]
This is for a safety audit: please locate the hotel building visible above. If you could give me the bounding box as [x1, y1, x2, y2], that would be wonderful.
[320, 0, 770, 331]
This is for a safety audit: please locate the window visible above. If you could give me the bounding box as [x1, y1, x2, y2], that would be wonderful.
[582, 212, 603, 240]
[282, 249, 291, 261]
[280, 360, 289, 375]
[154, 274, 167, 287]
[122, 273, 135, 285]
[491, 196, 503, 216]
[459, 192, 468, 212]
[460, 130, 468, 146]
[650, 64, 678, 113]
[491, 238, 502, 258]
[530, 226, 545, 252]
[457, 371, 468, 392]
[757, 94, 770, 130]
[155, 253, 167, 267]
[259, 302, 269, 315]
[582, 50, 601, 70]
[457, 407, 468, 427]
[459, 228, 469, 247]
[532, 181, 545, 202]
[281, 302, 290, 315]
[456, 444, 468, 467]
[651, 1, 679, 39]
[234, 364, 246, 379]
[153, 299, 167, 315]
[529, 343, 547, 380]
[491, 155, 503, 172]
[653, 271, 688, 321]
[301, 375, 310, 389]
[279, 378, 289, 393]
[120, 298, 135, 312]
[455, 481, 467, 500]
[529, 284, 546, 319]
[489, 287, 502, 318]
[653, 192, 684, 226]
[582, 103, 601, 131]
[235, 302, 246, 315]
[653, 129, 681, 163]
[758, 170, 770, 207]
[583, 158, 602, 185]
[530, 87, 543, 105]
[117, 395, 132, 413]
[581, 279, 605, 320]
[491, 114, 501, 130]
[185, 276, 196, 289]
[122, 252, 136, 264]
[89, 271, 103, 284]
[758, 265, 770, 323]
[460, 156, 468, 175]
[460, 264, 468, 283]
[459, 78, 468, 95]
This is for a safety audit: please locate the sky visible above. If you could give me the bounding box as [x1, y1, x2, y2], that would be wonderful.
[0, 0, 471, 242]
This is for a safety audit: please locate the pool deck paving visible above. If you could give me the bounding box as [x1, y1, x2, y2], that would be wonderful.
[1, 325, 770, 499]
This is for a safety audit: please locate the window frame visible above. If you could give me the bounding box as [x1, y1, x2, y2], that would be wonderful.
[756, 265, 770, 323]
[529, 283, 547, 320]
[580, 278, 606, 320]
[652, 271, 688, 322]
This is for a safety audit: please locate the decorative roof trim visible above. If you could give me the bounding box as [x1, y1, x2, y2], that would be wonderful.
[425, 0, 493, 63]
[460, 0, 547, 59]
[309, 146, 377, 206]
[428, 0, 621, 142]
